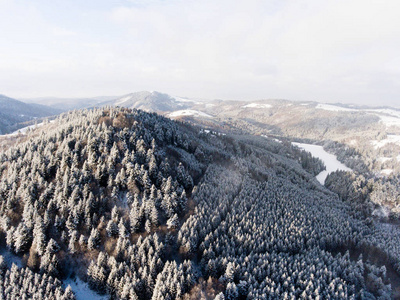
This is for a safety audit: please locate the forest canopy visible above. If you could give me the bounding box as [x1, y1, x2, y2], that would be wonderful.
[0, 107, 399, 299]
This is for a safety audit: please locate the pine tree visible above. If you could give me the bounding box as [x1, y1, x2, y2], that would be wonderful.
[225, 262, 236, 283]
[225, 282, 239, 300]
[88, 228, 101, 250]
[167, 214, 179, 230]
[32, 216, 46, 256]
[14, 223, 32, 254]
[106, 220, 119, 237]
[145, 219, 152, 233]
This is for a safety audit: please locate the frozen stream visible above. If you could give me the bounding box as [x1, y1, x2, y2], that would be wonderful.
[292, 142, 352, 185]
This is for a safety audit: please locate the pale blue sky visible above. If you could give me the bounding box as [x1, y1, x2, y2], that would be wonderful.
[1, 0, 400, 106]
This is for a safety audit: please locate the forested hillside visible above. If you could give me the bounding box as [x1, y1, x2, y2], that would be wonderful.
[0, 107, 399, 299]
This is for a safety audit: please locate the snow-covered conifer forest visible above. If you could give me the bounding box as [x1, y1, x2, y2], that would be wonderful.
[0, 107, 399, 299]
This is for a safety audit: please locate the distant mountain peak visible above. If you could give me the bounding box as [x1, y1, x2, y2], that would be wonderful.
[102, 90, 191, 112]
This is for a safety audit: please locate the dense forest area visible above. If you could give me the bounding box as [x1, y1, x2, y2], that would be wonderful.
[0, 107, 399, 299]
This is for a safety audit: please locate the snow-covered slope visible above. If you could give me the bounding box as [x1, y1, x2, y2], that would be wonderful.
[242, 103, 272, 109]
[102, 91, 191, 112]
[316, 103, 400, 128]
[293, 142, 352, 185]
[371, 135, 400, 149]
[168, 109, 213, 118]
[316, 104, 354, 112]
[63, 277, 107, 300]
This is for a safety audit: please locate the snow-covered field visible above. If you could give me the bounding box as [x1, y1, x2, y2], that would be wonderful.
[316, 104, 354, 112]
[367, 108, 400, 118]
[292, 142, 352, 185]
[172, 96, 201, 105]
[63, 277, 108, 300]
[371, 134, 400, 149]
[376, 115, 400, 127]
[316, 104, 400, 127]
[242, 103, 272, 109]
[168, 109, 213, 118]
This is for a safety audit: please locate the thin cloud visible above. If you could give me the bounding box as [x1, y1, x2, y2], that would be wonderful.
[52, 27, 77, 37]
[0, 0, 399, 106]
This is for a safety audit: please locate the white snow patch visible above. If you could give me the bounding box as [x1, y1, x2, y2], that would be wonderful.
[367, 108, 400, 118]
[262, 135, 282, 143]
[63, 277, 108, 300]
[312, 104, 400, 127]
[348, 139, 358, 146]
[372, 206, 390, 219]
[0, 120, 56, 137]
[378, 157, 391, 163]
[376, 115, 400, 127]
[292, 142, 352, 185]
[381, 169, 394, 175]
[0, 249, 23, 268]
[168, 110, 213, 118]
[371, 135, 400, 148]
[316, 104, 354, 112]
[172, 96, 199, 104]
[115, 95, 132, 106]
[200, 129, 225, 136]
[5, 123, 43, 136]
[242, 103, 272, 109]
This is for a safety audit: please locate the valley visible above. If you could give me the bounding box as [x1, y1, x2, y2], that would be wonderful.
[19, 91, 400, 219]
[292, 142, 352, 185]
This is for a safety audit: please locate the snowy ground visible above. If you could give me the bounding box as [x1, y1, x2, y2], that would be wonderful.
[115, 95, 133, 106]
[0, 248, 23, 268]
[168, 109, 213, 118]
[376, 115, 400, 127]
[371, 134, 400, 149]
[380, 169, 394, 176]
[0, 120, 55, 137]
[242, 103, 272, 109]
[63, 277, 108, 300]
[262, 135, 282, 143]
[172, 95, 202, 105]
[292, 142, 352, 185]
[316, 104, 354, 112]
[3, 123, 44, 136]
[0, 247, 105, 300]
[316, 103, 400, 127]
